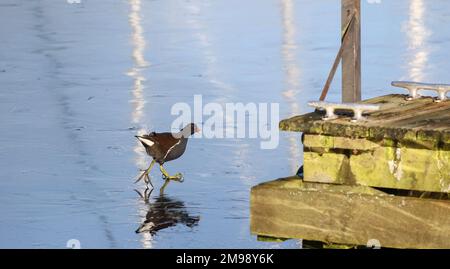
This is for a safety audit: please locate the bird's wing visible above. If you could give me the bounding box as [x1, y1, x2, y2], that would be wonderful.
[147, 132, 180, 154]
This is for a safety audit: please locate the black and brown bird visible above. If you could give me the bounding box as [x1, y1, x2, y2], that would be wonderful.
[135, 123, 200, 190]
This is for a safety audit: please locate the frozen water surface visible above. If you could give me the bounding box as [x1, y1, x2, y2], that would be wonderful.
[1, 0, 450, 248]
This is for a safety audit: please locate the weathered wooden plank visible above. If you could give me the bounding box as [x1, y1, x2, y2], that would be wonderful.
[250, 177, 450, 249]
[363, 95, 437, 122]
[280, 94, 450, 145]
[304, 151, 350, 184]
[383, 105, 450, 128]
[395, 108, 450, 131]
[351, 147, 450, 193]
[304, 134, 380, 150]
[303, 134, 450, 193]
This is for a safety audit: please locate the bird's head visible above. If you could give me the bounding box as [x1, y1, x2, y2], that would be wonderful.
[179, 123, 200, 138]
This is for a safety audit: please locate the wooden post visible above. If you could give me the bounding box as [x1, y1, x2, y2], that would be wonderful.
[342, 0, 361, 102]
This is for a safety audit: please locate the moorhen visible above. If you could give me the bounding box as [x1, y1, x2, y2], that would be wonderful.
[135, 123, 200, 189]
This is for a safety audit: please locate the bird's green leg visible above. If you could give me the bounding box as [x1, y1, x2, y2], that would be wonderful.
[159, 179, 170, 195]
[159, 165, 183, 182]
[135, 159, 156, 188]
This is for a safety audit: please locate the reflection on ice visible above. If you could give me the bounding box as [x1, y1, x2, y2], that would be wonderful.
[127, 0, 152, 248]
[135, 192, 200, 236]
[280, 0, 302, 174]
[405, 0, 430, 81]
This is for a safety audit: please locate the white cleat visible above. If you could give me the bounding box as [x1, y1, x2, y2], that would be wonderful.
[391, 81, 450, 102]
[308, 101, 380, 122]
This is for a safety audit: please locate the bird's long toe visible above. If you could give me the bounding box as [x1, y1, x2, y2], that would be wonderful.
[173, 173, 184, 182]
[135, 171, 147, 183]
[161, 172, 183, 182]
[170, 173, 184, 182]
[144, 174, 154, 188]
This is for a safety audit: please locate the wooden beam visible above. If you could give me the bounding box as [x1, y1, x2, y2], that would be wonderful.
[342, 0, 361, 102]
[303, 134, 450, 193]
[250, 177, 450, 249]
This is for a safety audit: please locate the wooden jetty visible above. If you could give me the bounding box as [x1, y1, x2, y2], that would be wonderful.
[250, 0, 450, 248]
[282, 94, 450, 193]
[250, 94, 450, 249]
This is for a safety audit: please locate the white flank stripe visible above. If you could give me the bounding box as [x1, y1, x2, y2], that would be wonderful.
[163, 140, 181, 160]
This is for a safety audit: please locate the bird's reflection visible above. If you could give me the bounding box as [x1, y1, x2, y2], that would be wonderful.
[135, 190, 200, 235]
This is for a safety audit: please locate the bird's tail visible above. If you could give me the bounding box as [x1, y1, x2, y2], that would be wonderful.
[135, 136, 155, 147]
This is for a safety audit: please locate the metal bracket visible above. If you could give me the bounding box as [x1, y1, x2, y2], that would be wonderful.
[391, 81, 450, 102]
[308, 101, 380, 122]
